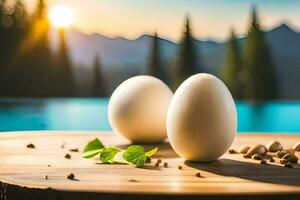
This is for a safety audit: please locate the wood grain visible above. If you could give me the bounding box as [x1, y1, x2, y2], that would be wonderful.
[0, 131, 300, 200]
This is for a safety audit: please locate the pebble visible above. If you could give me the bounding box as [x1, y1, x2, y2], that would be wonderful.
[64, 153, 71, 159]
[293, 142, 300, 151]
[247, 145, 267, 156]
[276, 150, 286, 158]
[260, 160, 267, 165]
[280, 159, 288, 164]
[67, 173, 75, 180]
[269, 158, 275, 162]
[228, 149, 237, 154]
[282, 154, 298, 163]
[266, 141, 283, 152]
[243, 154, 251, 159]
[69, 148, 79, 152]
[284, 163, 293, 168]
[252, 154, 263, 160]
[128, 179, 139, 182]
[238, 145, 251, 154]
[27, 143, 35, 148]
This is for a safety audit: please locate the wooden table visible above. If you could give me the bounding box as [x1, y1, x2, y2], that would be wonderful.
[0, 131, 299, 200]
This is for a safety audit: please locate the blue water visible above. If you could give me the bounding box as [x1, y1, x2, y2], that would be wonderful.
[0, 98, 299, 133]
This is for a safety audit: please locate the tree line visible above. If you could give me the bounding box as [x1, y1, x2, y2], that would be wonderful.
[0, 0, 105, 97]
[148, 7, 277, 100]
[0, 0, 277, 100]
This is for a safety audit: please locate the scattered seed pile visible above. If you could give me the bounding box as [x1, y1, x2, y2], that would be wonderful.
[229, 140, 300, 168]
[25, 139, 299, 183]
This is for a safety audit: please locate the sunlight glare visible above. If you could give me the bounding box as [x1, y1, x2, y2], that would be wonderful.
[49, 5, 74, 28]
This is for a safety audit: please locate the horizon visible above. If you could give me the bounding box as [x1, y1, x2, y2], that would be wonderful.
[66, 21, 297, 43]
[21, 0, 300, 41]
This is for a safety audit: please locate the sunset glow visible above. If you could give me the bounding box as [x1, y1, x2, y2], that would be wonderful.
[49, 5, 74, 28]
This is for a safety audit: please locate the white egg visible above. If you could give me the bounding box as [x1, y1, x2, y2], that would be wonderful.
[108, 75, 173, 143]
[167, 73, 237, 162]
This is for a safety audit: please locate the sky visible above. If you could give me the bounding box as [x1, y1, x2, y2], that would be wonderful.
[23, 0, 300, 41]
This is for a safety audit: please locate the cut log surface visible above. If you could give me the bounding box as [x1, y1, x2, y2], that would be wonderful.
[0, 131, 300, 200]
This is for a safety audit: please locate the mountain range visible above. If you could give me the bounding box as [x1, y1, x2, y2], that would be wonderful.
[55, 23, 300, 99]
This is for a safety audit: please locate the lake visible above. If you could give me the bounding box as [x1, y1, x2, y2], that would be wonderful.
[0, 98, 299, 133]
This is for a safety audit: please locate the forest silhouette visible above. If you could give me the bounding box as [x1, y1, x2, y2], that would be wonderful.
[0, 0, 277, 100]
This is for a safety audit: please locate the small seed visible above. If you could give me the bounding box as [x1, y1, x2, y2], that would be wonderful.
[48, 164, 51, 167]
[157, 158, 162, 163]
[27, 143, 35, 148]
[163, 162, 168, 168]
[146, 157, 151, 163]
[247, 145, 267, 156]
[276, 150, 286, 158]
[293, 142, 300, 151]
[69, 148, 79, 152]
[45, 175, 48, 179]
[238, 145, 251, 154]
[282, 154, 298, 163]
[228, 149, 237, 154]
[252, 154, 263, 160]
[196, 172, 202, 177]
[178, 165, 183, 170]
[64, 153, 71, 159]
[280, 159, 288, 164]
[284, 163, 293, 168]
[260, 160, 267, 165]
[61, 142, 65, 149]
[67, 173, 75, 180]
[128, 179, 139, 182]
[155, 162, 160, 167]
[266, 141, 283, 152]
[243, 154, 251, 159]
[269, 158, 275, 162]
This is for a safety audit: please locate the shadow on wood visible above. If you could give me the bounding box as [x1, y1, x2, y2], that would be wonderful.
[185, 158, 300, 186]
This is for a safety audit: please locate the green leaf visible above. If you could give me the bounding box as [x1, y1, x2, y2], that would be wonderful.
[83, 138, 105, 158]
[83, 149, 103, 158]
[100, 147, 121, 163]
[123, 145, 158, 167]
[145, 147, 158, 157]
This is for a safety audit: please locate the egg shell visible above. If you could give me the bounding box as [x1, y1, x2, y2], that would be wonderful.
[167, 73, 237, 162]
[108, 75, 173, 143]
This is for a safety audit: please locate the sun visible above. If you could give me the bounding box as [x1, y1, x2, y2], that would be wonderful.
[49, 5, 74, 28]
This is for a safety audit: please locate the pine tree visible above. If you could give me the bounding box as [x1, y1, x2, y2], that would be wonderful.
[91, 55, 106, 97]
[241, 6, 277, 100]
[0, 0, 8, 95]
[172, 16, 200, 89]
[0, 0, 10, 68]
[54, 28, 75, 96]
[147, 32, 167, 82]
[220, 29, 242, 98]
[15, 0, 53, 96]
[11, 0, 29, 53]
[0, 0, 29, 96]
